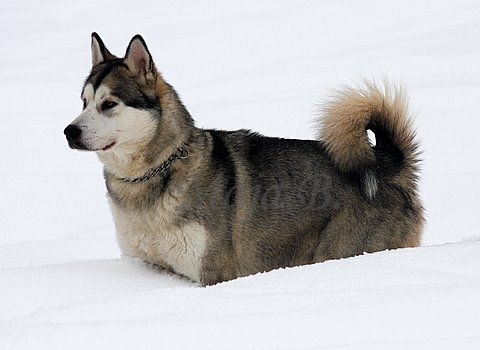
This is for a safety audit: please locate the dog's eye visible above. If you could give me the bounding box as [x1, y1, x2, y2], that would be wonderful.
[82, 99, 87, 110]
[101, 100, 117, 111]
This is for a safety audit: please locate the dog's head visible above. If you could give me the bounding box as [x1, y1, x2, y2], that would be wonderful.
[64, 33, 160, 153]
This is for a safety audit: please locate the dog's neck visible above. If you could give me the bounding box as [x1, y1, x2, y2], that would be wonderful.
[97, 142, 177, 180]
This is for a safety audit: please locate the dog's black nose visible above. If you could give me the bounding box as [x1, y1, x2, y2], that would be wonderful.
[64, 125, 82, 141]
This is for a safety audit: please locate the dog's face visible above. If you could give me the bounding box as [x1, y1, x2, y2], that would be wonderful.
[64, 33, 159, 153]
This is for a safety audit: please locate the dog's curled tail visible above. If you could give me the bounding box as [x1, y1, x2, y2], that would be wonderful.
[317, 81, 421, 199]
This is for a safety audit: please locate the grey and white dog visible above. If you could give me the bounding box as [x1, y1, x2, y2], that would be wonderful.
[64, 33, 424, 286]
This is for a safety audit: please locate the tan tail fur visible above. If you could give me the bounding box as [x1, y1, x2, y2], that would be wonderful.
[317, 81, 421, 199]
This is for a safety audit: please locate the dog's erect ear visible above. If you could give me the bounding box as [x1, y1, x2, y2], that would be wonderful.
[124, 35, 156, 82]
[91, 32, 116, 66]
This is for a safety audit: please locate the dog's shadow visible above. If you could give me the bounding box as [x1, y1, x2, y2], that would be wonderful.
[134, 256, 198, 286]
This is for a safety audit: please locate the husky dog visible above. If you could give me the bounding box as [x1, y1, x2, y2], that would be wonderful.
[64, 33, 424, 286]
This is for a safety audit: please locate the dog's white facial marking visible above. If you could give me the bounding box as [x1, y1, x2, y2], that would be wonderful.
[69, 83, 157, 154]
[83, 83, 95, 104]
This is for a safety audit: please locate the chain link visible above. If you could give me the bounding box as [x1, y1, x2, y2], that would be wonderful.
[117, 147, 189, 184]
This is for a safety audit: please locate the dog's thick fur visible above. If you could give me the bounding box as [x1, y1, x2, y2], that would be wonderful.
[64, 34, 424, 286]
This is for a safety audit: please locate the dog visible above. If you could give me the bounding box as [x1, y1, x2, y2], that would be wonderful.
[64, 33, 424, 286]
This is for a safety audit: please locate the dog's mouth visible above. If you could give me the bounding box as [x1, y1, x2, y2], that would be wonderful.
[68, 140, 89, 151]
[99, 142, 116, 152]
[68, 140, 116, 152]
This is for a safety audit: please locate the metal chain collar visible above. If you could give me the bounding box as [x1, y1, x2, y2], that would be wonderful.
[116, 147, 189, 184]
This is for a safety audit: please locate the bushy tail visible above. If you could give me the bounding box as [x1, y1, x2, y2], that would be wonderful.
[317, 81, 421, 199]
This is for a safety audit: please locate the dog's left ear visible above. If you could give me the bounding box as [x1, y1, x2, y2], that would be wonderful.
[91, 32, 117, 66]
[124, 35, 156, 82]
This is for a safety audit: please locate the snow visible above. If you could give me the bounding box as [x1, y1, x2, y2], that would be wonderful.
[2, 239, 480, 349]
[1, 0, 480, 348]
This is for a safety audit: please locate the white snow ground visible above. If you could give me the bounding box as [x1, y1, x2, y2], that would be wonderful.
[1, 1, 479, 348]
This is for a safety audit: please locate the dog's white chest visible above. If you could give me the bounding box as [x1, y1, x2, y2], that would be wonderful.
[110, 201, 207, 282]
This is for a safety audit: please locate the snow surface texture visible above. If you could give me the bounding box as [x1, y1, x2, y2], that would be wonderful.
[1, 0, 479, 349]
